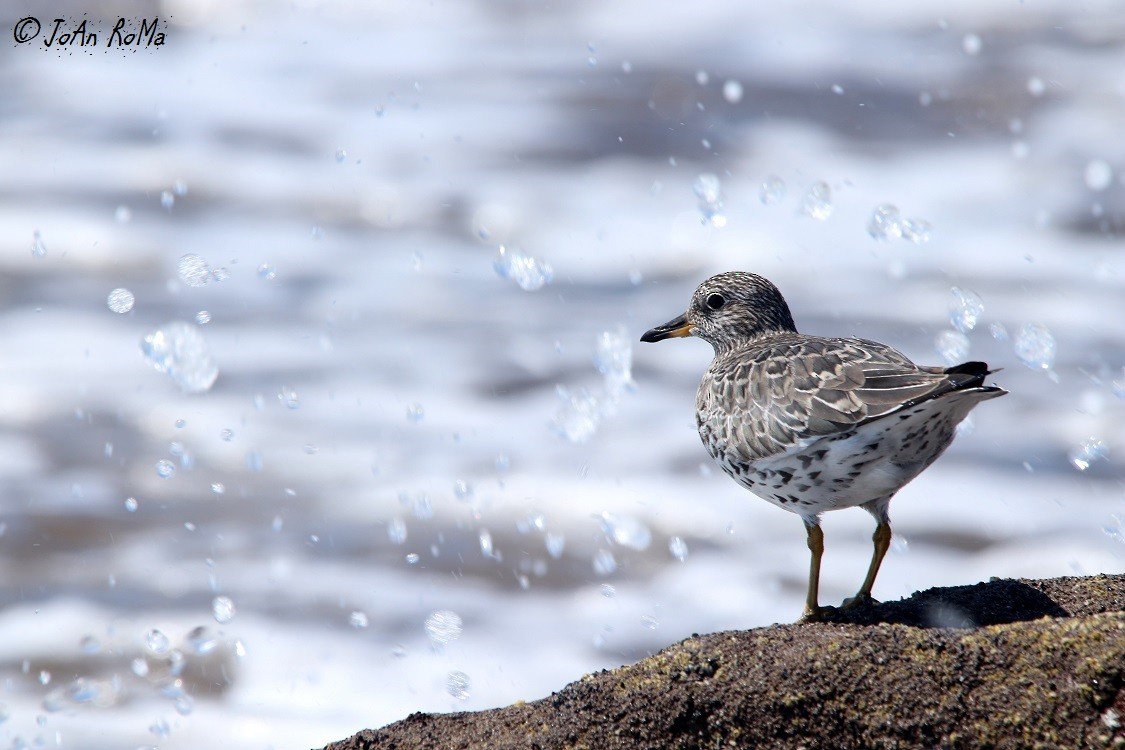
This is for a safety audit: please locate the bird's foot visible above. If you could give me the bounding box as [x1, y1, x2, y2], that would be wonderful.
[841, 593, 880, 611]
[798, 604, 840, 623]
[798, 606, 823, 623]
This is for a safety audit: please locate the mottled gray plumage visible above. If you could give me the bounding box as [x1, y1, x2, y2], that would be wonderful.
[641, 271, 1007, 620]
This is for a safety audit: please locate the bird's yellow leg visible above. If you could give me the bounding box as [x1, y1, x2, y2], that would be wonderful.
[799, 522, 824, 622]
[844, 520, 891, 609]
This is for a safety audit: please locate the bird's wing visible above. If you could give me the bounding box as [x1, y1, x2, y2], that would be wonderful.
[701, 336, 990, 460]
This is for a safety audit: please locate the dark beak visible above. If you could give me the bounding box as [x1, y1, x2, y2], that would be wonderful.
[640, 313, 693, 343]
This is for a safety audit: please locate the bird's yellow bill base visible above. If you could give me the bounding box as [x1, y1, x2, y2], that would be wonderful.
[639, 313, 693, 343]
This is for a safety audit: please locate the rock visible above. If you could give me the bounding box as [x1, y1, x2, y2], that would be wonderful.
[320, 574, 1125, 750]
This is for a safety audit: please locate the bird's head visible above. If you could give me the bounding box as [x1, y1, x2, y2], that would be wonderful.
[640, 271, 797, 353]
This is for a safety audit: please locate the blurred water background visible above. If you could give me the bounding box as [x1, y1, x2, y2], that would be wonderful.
[1, 0, 1124, 747]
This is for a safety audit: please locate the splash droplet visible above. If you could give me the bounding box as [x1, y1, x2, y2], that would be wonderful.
[155, 459, 176, 479]
[722, 79, 743, 103]
[592, 549, 617, 576]
[949, 287, 984, 332]
[759, 175, 786, 206]
[446, 670, 471, 700]
[1068, 438, 1108, 471]
[107, 288, 135, 313]
[211, 595, 235, 624]
[493, 246, 554, 291]
[1084, 160, 1114, 192]
[424, 610, 463, 645]
[867, 204, 902, 241]
[31, 231, 47, 258]
[141, 322, 219, 394]
[669, 536, 689, 562]
[800, 181, 833, 220]
[1014, 323, 1056, 370]
[934, 330, 970, 366]
[900, 217, 933, 244]
[145, 628, 170, 655]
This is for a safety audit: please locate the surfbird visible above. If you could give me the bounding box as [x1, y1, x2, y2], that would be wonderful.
[640, 271, 1006, 620]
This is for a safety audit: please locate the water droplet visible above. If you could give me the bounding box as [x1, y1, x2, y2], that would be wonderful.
[174, 695, 194, 716]
[211, 482, 225, 495]
[115, 205, 132, 223]
[387, 517, 407, 545]
[693, 173, 725, 226]
[257, 263, 277, 281]
[693, 173, 721, 205]
[669, 536, 689, 562]
[186, 626, 217, 655]
[246, 450, 264, 472]
[155, 459, 176, 479]
[800, 181, 833, 220]
[211, 595, 235, 624]
[335, 148, 347, 163]
[211, 266, 231, 282]
[1027, 76, 1046, 97]
[453, 480, 474, 502]
[405, 552, 420, 564]
[989, 322, 1009, 341]
[1014, 323, 1056, 370]
[867, 204, 902, 241]
[1084, 160, 1114, 192]
[545, 531, 565, 559]
[962, 32, 982, 55]
[145, 628, 170, 655]
[493, 245, 554, 291]
[722, 79, 743, 103]
[600, 512, 651, 550]
[278, 386, 300, 410]
[900, 217, 933, 244]
[79, 635, 101, 654]
[934, 330, 970, 366]
[949, 287, 984, 332]
[592, 549, 617, 576]
[495, 453, 510, 472]
[195, 310, 211, 324]
[594, 329, 636, 397]
[551, 386, 602, 443]
[641, 614, 660, 630]
[446, 670, 471, 700]
[39, 669, 51, 685]
[173, 179, 188, 197]
[161, 191, 175, 209]
[1069, 438, 1108, 471]
[150, 718, 171, 738]
[349, 611, 369, 629]
[424, 610, 463, 645]
[695, 69, 709, 86]
[107, 288, 135, 313]
[141, 321, 219, 394]
[409, 493, 433, 520]
[478, 529, 494, 558]
[124, 497, 138, 512]
[759, 175, 786, 206]
[131, 657, 149, 676]
[31, 231, 47, 258]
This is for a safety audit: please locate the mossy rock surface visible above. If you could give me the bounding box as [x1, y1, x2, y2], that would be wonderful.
[321, 574, 1125, 750]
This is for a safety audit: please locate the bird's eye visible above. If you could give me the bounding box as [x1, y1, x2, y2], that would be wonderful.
[705, 293, 726, 311]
